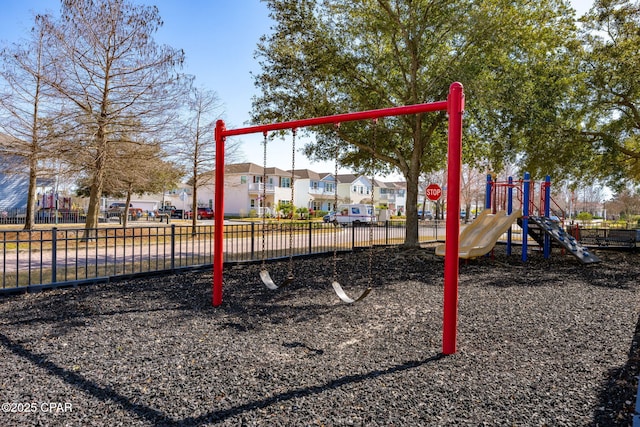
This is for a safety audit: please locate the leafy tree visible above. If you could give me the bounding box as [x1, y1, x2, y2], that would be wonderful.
[577, 0, 640, 185]
[40, 0, 186, 236]
[252, 0, 579, 247]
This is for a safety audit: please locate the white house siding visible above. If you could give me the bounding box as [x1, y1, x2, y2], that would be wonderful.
[223, 178, 250, 216]
[349, 176, 373, 204]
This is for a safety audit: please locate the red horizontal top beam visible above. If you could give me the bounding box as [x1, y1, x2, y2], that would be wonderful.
[219, 100, 448, 138]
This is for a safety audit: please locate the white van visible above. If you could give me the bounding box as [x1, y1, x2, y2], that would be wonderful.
[334, 204, 375, 225]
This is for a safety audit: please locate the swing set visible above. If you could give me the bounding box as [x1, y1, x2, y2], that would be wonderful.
[213, 82, 464, 355]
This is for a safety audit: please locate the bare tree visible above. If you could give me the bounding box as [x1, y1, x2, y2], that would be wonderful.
[40, 0, 186, 236]
[169, 86, 240, 230]
[0, 15, 63, 230]
[460, 165, 485, 221]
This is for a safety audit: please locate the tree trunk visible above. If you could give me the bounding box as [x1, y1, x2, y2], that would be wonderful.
[82, 130, 108, 239]
[24, 156, 38, 231]
[191, 172, 198, 235]
[83, 176, 104, 240]
[123, 191, 132, 228]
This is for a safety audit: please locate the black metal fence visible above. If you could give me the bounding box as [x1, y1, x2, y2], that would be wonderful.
[0, 220, 442, 294]
[0, 207, 169, 225]
[566, 226, 639, 248]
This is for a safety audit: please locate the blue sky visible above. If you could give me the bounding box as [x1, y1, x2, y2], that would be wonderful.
[0, 0, 596, 176]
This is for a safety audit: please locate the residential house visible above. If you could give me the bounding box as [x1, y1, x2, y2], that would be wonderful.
[222, 162, 298, 217]
[375, 180, 407, 215]
[335, 174, 374, 205]
[0, 155, 56, 213]
[290, 169, 338, 213]
[206, 162, 409, 217]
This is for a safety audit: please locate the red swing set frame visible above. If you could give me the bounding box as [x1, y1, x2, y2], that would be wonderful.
[213, 82, 464, 355]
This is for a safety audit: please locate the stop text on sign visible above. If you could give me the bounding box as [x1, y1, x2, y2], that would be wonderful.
[426, 184, 442, 201]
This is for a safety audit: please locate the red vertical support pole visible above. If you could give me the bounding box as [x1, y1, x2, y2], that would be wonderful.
[442, 82, 464, 355]
[213, 119, 226, 307]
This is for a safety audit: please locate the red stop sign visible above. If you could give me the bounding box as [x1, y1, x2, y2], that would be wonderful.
[425, 183, 442, 201]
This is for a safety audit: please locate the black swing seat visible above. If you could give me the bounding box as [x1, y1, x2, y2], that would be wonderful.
[260, 269, 293, 290]
[331, 281, 371, 303]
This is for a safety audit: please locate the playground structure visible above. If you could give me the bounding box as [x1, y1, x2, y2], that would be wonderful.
[214, 82, 465, 355]
[437, 173, 599, 264]
[435, 209, 522, 258]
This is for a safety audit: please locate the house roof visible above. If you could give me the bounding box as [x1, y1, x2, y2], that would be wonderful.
[335, 174, 359, 184]
[224, 162, 298, 178]
[225, 162, 263, 175]
[289, 169, 321, 180]
[266, 167, 294, 177]
[373, 178, 392, 188]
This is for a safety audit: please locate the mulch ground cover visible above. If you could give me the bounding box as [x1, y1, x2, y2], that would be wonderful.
[0, 245, 639, 426]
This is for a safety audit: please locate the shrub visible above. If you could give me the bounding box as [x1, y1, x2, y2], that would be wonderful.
[297, 207, 309, 219]
[576, 212, 593, 221]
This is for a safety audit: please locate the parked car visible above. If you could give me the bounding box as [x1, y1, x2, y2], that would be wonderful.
[418, 210, 433, 220]
[108, 202, 130, 213]
[186, 207, 214, 220]
[107, 202, 142, 218]
[323, 211, 336, 223]
[157, 205, 183, 219]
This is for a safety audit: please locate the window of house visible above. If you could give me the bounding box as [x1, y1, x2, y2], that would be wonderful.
[240, 176, 247, 184]
[253, 176, 263, 183]
[281, 177, 291, 188]
[325, 183, 334, 192]
[250, 199, 256, 208]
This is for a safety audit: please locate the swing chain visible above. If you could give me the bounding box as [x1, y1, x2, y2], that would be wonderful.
[332, 125, 340, 282]
[368, 119, 378, 290]
[261, 132, 268, 267]
[288, 129, 297, 278]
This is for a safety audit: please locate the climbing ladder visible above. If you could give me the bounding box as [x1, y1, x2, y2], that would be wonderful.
[521, 216, 600, 264]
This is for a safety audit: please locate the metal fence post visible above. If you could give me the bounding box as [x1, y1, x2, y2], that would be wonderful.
[308, 222, 312, 254]
[170, 224, 176, 271]
[522, 172, 530, 262]
[51, 227, 57, 283]
[250, 222, 255, 260]
[352, 223, 355, 250]
[385, 220, 389, 245]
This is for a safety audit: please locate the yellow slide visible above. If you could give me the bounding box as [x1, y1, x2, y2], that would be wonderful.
[435, 209, 522, 259]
